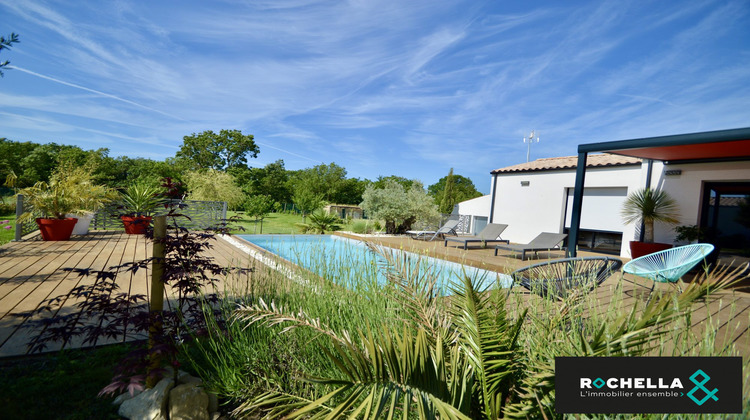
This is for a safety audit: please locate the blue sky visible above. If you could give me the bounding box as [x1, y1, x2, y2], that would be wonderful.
[1, 0, 749, 193]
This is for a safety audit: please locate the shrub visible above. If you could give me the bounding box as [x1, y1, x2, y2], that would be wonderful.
[184, 169, 245, 209]
[184, 247, 748, 419]
[350, 220, 372, 234]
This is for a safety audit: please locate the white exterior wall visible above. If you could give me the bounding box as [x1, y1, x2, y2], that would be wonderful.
[490, 165, 643, 257]
[457, 195, 491, 234]
[651, 161, 750, 244]
[457, 195, 490, 217]
[489, 160, 750, 258]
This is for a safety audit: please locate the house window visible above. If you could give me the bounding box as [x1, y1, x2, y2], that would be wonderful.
[562, 228, 622, 254]
[700, 182, 750, 257]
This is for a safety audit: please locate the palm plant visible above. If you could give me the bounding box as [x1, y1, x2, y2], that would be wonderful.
[305, 210, 341, 234]
[18, 163, 114, 221]
[229, 246, 742, 419]
[621, 187, 680, 243]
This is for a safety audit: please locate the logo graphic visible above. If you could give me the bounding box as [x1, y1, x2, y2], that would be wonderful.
[593, 378, 605, 389]
[687, 369, 718, 406]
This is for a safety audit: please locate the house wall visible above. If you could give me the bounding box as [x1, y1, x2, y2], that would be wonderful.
[650, 160, 750, 244]
[490, 165, 643, 257]
[456, 195, 491, 234]
[489, 159, 750, 258]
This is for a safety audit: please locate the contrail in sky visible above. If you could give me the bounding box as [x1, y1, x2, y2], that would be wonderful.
[256, 141, 319, 163]
[10, 66, 188, 121]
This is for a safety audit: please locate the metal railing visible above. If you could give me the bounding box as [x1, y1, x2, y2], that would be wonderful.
[14, 195, 228, 240]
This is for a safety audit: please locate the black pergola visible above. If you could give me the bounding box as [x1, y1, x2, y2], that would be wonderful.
[567, 127, 750, 257]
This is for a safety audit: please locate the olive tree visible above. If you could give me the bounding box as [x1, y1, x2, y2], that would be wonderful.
[360, 180, 439, 234]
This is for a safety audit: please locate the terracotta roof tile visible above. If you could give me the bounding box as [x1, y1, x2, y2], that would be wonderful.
[491, 153, 642, 174]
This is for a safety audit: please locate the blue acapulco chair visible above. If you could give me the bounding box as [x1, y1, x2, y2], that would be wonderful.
[622, 243, 715, 298]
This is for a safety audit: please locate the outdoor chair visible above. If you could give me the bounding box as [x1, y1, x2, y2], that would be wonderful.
[622, 243, 714, 299]
[508, 256, 623, 299]
[407, 219, 459, 241]
[444, 223, 509, 250]
[494, 232, 568, 260]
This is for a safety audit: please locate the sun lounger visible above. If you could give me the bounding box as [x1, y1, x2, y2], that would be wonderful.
[494, 232, 567, 260]
[407, 219, 459, 241]
[444, 223, 509, 250]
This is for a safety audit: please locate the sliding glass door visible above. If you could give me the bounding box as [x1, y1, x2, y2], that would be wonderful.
[700, 182, 750, 257]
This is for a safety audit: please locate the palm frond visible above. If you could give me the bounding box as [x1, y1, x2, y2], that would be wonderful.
[448, 273, 527, 418]
[367, 243, 453, 341]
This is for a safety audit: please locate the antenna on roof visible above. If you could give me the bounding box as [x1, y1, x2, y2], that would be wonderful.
[523, 130, 540, 162]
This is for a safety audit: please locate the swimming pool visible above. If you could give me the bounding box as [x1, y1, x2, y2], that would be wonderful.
[237, 234, 512, 293]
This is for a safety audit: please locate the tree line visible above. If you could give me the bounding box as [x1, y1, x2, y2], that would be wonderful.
[0, 130, 483, 230]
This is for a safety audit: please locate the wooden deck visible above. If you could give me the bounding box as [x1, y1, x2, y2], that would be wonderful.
[0, 231, 252, 357]
[1, 231, 749, 362]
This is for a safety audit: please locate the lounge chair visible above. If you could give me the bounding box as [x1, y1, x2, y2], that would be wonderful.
[623, 243, 714, 301]
[444, 223, 509, 250]
[407, 219, 459, 241]
[494, 232, 567, 260]
[509, 256, 623, 299]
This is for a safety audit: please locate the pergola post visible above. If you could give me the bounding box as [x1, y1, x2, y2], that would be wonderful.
[567, 152, 588, 257]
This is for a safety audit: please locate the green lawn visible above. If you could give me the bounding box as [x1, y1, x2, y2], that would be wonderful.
[228, 211, 308, 234]
[0, 214, 15, 246]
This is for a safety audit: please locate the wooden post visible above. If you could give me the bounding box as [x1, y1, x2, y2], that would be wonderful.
[146, 215, 167, 388]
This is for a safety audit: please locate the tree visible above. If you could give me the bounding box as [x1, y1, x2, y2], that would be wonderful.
[184, 169, 245, 209]
[236, 160, 292, 205]
[336, 177, 368, 205]
[293, 186, 323, 222]
[439, 168, 456, 214]
[176, 129, 259, 170]
[243, 194, 275, 233]
[428, 171, 482, 211]
[291, 162, 348, 203]
[0, 33, 19, 77]
[360, 180, 439, 234]
[373, 175, 413, 190]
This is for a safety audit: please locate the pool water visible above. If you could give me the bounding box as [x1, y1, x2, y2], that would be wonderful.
[238, 234, 511, 293]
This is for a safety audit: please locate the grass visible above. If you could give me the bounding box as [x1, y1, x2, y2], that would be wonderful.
[227, 210, 370, 235]
[228, 211, 306, 234]
[0, 214, 16, 245]
[0, 344, 133, 420]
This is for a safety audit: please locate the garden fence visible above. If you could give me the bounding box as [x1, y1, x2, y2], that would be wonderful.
[14, 195, 227, 240]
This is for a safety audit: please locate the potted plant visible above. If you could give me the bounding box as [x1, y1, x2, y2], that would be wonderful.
[18, 171, 79, 241]
[65, 166, 117, 235]
[674, 225, 707, 245]
[621, 187, 680, 258]
[120, 183, 163, 234]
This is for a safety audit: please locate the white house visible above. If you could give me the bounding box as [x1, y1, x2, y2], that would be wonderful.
[455, 195, 491, 235]
[483, 128, 750, 258]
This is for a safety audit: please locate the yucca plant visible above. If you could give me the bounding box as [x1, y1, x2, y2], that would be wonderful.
[621, 187, 680, 243]
[120, 182, 163, 216]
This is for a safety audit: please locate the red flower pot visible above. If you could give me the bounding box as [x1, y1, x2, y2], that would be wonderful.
[121, 215, 152, 234]
[629, 241, 673, 259]
[36, 217, 78, 241]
